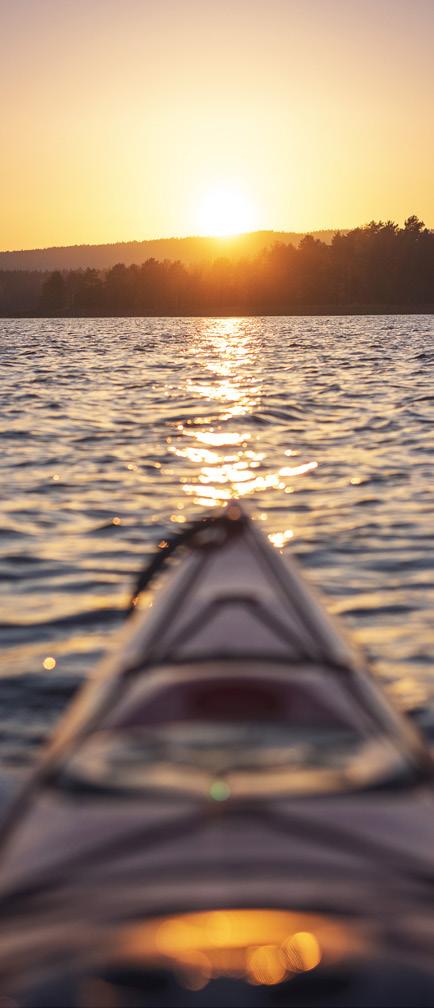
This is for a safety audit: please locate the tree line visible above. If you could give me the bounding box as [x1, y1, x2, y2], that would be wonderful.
[1, 216, 433, 317]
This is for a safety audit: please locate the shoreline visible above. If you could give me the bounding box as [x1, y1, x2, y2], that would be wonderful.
[1, 306, 434, 320]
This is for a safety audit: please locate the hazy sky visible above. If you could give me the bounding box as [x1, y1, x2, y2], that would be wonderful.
[1, 0, 433, 249]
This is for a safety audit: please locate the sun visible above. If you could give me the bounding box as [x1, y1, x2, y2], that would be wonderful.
[198, 184, 255, 237]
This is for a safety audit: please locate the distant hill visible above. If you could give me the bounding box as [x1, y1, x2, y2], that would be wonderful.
[0, 230, 341, 272]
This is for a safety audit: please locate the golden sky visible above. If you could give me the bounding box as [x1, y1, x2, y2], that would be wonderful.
[1, 0, 433, 250]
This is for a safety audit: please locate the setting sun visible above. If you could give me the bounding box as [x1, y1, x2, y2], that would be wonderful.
[198, 184, 255, 237]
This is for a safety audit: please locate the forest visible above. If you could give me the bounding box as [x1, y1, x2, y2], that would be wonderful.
[0, 217, 433, 317]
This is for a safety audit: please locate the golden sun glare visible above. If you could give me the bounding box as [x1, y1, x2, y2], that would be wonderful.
[198, 184, 255, 237]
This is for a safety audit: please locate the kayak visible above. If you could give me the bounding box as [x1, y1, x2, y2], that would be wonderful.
[0, 502, 433, 1007]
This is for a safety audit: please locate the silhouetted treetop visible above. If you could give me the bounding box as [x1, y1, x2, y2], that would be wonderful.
[404, 215, 426, 233]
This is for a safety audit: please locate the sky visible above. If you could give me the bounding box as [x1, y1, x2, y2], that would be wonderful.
[1, 0, 433, 250]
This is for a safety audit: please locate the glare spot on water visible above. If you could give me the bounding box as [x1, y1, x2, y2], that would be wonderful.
[185, 430, 248, 447]
[43, 657, 56, 670]
[268, 529, 294, 548]
[279, 461, 318, 477]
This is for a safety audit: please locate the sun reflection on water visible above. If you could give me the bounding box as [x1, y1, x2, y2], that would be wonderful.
[169, 318, 317, 522]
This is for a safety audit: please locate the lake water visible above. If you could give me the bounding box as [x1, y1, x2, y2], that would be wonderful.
[1, 315, 434, 772]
